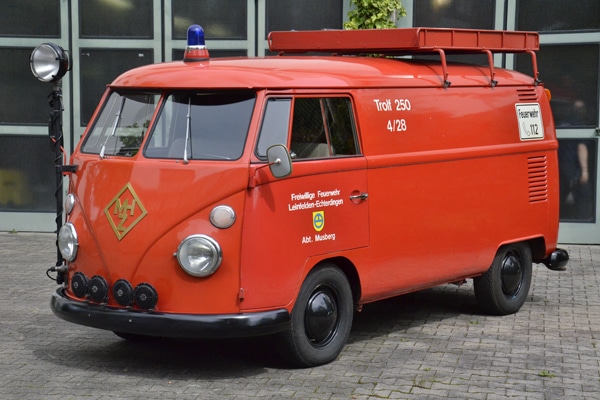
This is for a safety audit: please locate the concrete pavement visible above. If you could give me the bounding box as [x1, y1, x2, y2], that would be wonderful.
[1, 232, 599, 399]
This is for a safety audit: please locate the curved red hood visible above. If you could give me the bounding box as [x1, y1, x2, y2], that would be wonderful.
[67, 155, 249, 282]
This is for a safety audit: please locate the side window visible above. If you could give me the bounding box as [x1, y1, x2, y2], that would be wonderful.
[256, 96, 359, 160]
[326, 97, 359, 156]
[256, 98, 292, 158]
[290, 97, 358, 159]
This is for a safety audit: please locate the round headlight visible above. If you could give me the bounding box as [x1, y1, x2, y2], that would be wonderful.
[30, 43, 70, 83]
[58, 222, 78, 261]
[65, 194, 76, 215]
[176, 235, 222, 277]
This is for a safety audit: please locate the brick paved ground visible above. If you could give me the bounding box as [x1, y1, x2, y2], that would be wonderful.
[1, 232, 599, 399]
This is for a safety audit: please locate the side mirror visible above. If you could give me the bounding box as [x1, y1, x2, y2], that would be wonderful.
[266, 144, 292, 178]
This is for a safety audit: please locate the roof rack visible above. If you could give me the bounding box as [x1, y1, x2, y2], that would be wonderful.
[267, 28, 540, 88]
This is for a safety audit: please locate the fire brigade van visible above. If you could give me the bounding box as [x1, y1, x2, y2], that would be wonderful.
[48, 25, 568, 367]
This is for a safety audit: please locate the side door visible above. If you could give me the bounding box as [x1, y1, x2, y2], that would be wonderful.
[240, 95, 369, 311]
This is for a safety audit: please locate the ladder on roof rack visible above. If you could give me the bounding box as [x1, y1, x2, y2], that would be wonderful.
[267, 28, 540, 88]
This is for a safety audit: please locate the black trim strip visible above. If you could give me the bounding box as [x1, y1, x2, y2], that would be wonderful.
[51, 288, 290, 338]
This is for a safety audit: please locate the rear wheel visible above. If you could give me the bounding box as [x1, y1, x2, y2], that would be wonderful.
[474, 242, 532, 315]
[278, 264, 353, 367]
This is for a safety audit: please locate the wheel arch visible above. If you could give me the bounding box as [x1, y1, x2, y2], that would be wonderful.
[312, 256, 362, 307]
[527, 236, 548, 264]
[278, 256, 358, 367]
[497, 236, 546, 263]
[475, 239, 534, 315]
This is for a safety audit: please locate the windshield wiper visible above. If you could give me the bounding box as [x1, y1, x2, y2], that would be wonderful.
[183, 97, 192, 164]
[99, 96, 126, 159]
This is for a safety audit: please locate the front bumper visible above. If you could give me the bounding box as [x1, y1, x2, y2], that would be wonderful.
[51, 288, 290, 338]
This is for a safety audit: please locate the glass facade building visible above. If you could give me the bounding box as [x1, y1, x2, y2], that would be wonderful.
[0, 0, 598, 243]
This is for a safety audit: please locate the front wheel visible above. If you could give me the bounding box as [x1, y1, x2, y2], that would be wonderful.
[474, 242, 532, 315]
[113, 331, 157, 342]
[278, 264, 354, 367]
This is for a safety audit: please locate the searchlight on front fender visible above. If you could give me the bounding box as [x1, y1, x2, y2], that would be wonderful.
[30, 43, 70, 83]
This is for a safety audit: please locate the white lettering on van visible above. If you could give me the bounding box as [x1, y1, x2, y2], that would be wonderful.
[289, 188, 343, 212]
[374, 98, 412, 133]
[317, 189, 340, 198]
[289, 199, 344, 211]
[301, 232, 336, 244]
[314, 233, 336, 242]
[316, 199, 344, 207]
[291, 192, 315, 201]
[302, 235, 313, 244]
[373, 99, 392, 111]
[289, 202, 316, 211]
[395, 99, 411, 111]
[387, 119, 407, 132]
[374, 98, 412, 112]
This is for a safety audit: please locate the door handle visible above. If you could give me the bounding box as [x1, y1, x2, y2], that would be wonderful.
[349, 193, 368, 201]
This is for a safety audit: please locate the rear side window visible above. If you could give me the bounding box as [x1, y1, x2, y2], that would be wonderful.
[256, 96, 359, 159]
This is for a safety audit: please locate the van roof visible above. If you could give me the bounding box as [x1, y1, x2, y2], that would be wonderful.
[110, 55, 537, 90]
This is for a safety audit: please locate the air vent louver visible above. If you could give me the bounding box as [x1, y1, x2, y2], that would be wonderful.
[518, 88, 538, 102]
[528, 155, 548, 203]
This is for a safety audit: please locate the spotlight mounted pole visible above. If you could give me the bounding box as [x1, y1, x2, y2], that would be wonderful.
[30, 43, 71, 282]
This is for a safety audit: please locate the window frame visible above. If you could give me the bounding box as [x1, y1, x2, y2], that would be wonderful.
[143, 89, 257, 161]
[255, 94, 361, 161]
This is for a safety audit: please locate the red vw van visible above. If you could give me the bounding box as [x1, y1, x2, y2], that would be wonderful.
[48, 26, 568, 367]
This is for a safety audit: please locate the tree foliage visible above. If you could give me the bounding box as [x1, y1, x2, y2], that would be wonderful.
[344, 0, 406, 30]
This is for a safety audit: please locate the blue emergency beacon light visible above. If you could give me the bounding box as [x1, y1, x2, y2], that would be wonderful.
[184, 25, 210, 62]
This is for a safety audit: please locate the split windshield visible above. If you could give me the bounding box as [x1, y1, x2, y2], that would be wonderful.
[146, 91, 255, 160]
[82, 91, 159, 157]
[82, 90, 256, 160]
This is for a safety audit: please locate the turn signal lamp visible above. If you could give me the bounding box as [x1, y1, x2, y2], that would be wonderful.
[210, 205, 236, 229]
[184, 24, 210, 62]
[30, 43, 70, 83]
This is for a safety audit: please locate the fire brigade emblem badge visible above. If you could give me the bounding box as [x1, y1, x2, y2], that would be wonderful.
[104, 183, 147, 240]
[313, 211, 324, 232]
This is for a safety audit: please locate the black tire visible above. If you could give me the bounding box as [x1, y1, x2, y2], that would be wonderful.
[474, 242, 532, 315]
[278, 264, 354, 368]
[113, 331, 155, 342]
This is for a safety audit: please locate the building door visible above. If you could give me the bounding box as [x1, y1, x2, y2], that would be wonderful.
[530, 43, 600, 245]
[557, 136, 599, 244]
[509, 1, 600, 244]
